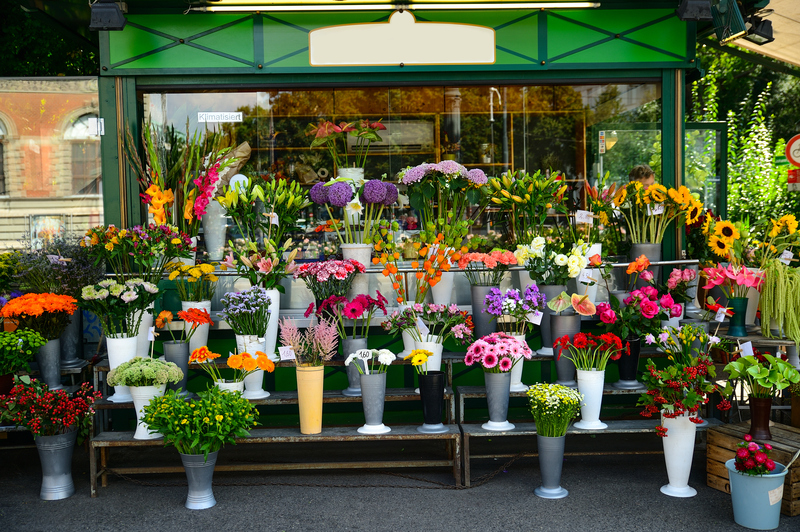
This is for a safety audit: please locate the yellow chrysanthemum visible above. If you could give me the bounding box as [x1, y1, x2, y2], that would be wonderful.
[714, 220, 739, 244]
[171, 238, 181, 245]
[709, 235, 731, 258]
[188, 268, 202, 278]
[215, 414, 224, 422]
[168, 270, 180, 281]
[199, 263, 215, 274]
[208, 274, 219, 282]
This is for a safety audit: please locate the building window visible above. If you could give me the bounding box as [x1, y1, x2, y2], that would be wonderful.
[64, 114, 102, 195]
[0, 120, 6, 196]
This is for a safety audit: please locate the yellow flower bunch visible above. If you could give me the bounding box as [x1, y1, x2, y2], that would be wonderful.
[613, 182, 704, 244]
[165, 261, 222, 302]
[404, 349, 432, 375]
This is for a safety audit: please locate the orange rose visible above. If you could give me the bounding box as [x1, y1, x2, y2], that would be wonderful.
[588, 254, 602, 267]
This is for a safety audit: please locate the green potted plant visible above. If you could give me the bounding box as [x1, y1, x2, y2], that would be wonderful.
[724, 351, 800, 440]
[142, 387, 259, 509]
[107, 356, 184, 440]
[0, 329, 47, 395]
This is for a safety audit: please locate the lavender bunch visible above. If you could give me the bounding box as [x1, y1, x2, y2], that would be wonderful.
[218, 286, 272, 336]
[483, 285, 547, 335]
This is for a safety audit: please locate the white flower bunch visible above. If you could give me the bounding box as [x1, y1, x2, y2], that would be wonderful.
[345, 348, 397, 374]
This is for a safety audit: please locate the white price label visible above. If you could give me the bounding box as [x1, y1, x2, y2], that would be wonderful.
[356, 349, 372, 361]
[268, 212, 279, 226]
[768, 485, 784, 506]
[579, 269, 593, 284]
[575, 210, 594, 226]
[531, 310, 543, 325]
[647, 203, 665, 216]
[740, 341, 755, 358]
[415, 317, 430, 337]
[780, 250, 793, 265]
[147, 326, 155, 341]
[278, 346, 296, 361]
[714, 308, 727, 322]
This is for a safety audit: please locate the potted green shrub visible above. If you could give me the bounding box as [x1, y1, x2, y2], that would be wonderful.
[142, 387, 259, 509]
[0, 329, 47, 395]
[107, 356, 183, 440]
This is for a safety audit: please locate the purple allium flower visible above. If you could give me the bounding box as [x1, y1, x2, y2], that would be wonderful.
[467, 168, 488, 185]
[382, 183, 398, 206]
[360, 180, 387, 204]
[309, 182, 329, 204]
[327, 182, 353, 207]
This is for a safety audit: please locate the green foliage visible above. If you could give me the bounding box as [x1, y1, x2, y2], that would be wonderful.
[724, 354, 800, 398]
[0, 252, 20, 295]
[0, 329, 47, 375]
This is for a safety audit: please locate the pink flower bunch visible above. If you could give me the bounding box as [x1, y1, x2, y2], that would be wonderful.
[623, 287, 681, 319]
[703, 263, 764, 299]
[457, 250, 517, 270]
[192, 163, 221, 218]
[596, 302, 617, 324]
[312, 292, 388, 340]
[295, 259, 365, 282]
[667, 268, 696, 290]
[464, 332, 532, 373]
[734, 433, 776, 475]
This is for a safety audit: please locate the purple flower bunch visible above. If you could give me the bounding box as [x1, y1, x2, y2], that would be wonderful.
[409, 302, 473, 345]
[218, 286, 272, 336]
[360, 180, 399, 206]
[483, 286, 547, 335]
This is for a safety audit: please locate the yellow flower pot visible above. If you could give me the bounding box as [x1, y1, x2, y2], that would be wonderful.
[296, 365, 324, 434]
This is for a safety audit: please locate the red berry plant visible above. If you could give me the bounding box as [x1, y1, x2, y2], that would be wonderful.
[734, 434, 777, 475]
[638, 323, 732, 437]
[0, 376, 100, 441]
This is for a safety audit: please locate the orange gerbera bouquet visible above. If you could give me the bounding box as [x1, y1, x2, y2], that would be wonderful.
[0, 293, 77, 340]
[190, 346, 274, 384]
[156, 309, 214, 344]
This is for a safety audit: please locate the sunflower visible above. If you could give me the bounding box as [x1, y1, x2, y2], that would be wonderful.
[613, 187, 627, 207]
[647, 184, 668, 204]
[701, 212, 714, 235]
[685, 199, 703, 225]
[709, 235, 732, 258]
[780, 214, 798, 235]
[714, 220, 740, 243]
[769, 219, 782, 238]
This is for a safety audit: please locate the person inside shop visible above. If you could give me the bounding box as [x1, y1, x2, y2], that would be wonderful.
[628, 164, 656, 189]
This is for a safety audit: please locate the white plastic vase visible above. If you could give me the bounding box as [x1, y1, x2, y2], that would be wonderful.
[242, 337, 270, 399]
[216, 380, 245, 393]
[341, 243, 373, 300]
[130, 384, 166, 440]
[263, 288, 281, 363]
[660, 412, 698, 498]
[398, 301, 416, 358]
[573, 369, 607, 430]
[414, 336, 444, 394]
[182, 300, 211, 355]
[106, 335, 138, 403]
[577, 243, 602, 305]
[177, 236, 198, 266]
[134, 302, 155, 359]
[745, 268, 763, 325]
[509, 333, 528, 392]
[202, 201, 227, 261]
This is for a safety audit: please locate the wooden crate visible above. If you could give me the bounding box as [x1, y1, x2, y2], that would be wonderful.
[707, 421, 800, 517]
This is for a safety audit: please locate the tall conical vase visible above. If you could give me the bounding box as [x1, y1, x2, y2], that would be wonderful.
[482, 371, 515, 431]
[296, 366, 324, 435]
[509, 333, 528, 392]
[398, 302, 417, 358]
[629, 243, 661, 289]
[470, 285, 498, 339]
[745, 269, 763, 325]
[182, 300, 211, 355]
[180, 451, 218, 510]
[35, 429, 77, 500]
[727, 297, 749, 337]
[59, 308, 83, 368]
[414, 336, 444, 394]
[130, 384, 166, 440]
[748, 396, 773, 440]
[431, 271, 455, 305]
[106, 335, 137, 402]
[538, 285, 567, 356]
[358, 371, 390, 434]
[163, 341, 191, 397]
[577, 243, 602, 305]
[341, 243, 373, 300]
[417, 370, 448, 433]
[535, 434, 568, 499]
[135, 302, 155, 358]
[35, 339, 63, 391]
[660, 412, 697, 497]
[551, 313, 581, 387]
[202, 200, 227, 261]
[725, 459, 789, 530]
[573, 369, 607, 430]
[613, 337, 644, 390]
[263, 288, 281, 363]
[242, 336, 270, 400]
[342, 337, 368, 397]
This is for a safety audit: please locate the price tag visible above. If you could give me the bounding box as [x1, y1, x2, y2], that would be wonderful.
[268, 212, 279, 226]
[575, 210, 594, 226]
[356, 349, 372, 374]
[740, 341, 755, 358]
[648, 203, 665, 216]
[530, 310, 543, 325]
[780, 250, 793, 265]
[714, 308, 727, 322]
[579, 269, 593, 284]
[147, 327, 155, 341]
[415, 317, 430, 337]
[769, 486, 784, 506]
[278, 346, 296, 361]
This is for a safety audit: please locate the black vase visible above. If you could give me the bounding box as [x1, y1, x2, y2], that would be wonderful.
[613, 336, 644, 390]
[417, 371, 447, 434]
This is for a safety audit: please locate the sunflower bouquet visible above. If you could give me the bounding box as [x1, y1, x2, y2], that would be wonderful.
[165, 261, 222, 302]
[612, 182, 703, 244]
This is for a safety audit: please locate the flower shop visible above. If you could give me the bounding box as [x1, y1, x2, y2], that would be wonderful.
[1, 0, 800, 528]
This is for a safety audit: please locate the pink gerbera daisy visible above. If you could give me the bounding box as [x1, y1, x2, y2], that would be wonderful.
[483, 353, 498, 369]
[343, 302, 365, 319]
[464, 353, 475, 366]
[498, 356, 513, 372]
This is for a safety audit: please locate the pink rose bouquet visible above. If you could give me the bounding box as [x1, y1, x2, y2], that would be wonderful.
[464, 332, 533, 373]
[664, 268, 697, 304]
[600, 287, 672, 340]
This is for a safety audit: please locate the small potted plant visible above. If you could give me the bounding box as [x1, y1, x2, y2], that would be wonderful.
[190, 346, 274, 395]
[725, 434, 792, 530]
[526, 383, 584, 499]
[724, 351, 799, 440]
[142, 386, 259, 509]
[344, 348, 396, 434]
[465, 332, 532, 432]
[0, 376, 99, 500]
[0, 329, 47, 395]
[107, 356, 184, 440]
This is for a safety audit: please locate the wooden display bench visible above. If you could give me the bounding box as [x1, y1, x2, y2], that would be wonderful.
[89, 425, 461, 497]
[706, 421, 800, 517]
[461, 418, 723, 487]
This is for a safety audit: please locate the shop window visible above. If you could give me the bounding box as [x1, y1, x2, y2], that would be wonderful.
[0, 120, 5, 196]
[64, 114, 102, 195]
